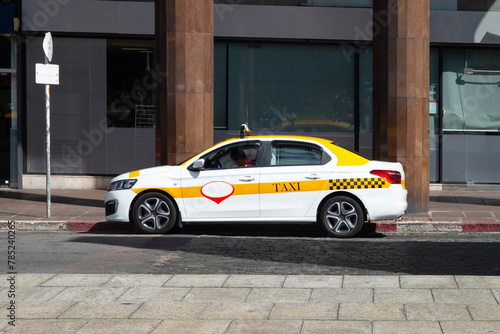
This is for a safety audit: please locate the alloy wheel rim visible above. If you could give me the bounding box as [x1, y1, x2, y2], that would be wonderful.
[325, 201, 358, 234]
[137, 197, 171, 230]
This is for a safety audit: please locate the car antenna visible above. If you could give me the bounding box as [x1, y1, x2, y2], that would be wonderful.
[240, 124, 251, 138]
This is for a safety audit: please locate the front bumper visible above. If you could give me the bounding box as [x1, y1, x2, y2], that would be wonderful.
[104, 189, 137, 222]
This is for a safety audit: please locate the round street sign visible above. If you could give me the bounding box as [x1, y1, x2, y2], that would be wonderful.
[43, 32, 53, 62]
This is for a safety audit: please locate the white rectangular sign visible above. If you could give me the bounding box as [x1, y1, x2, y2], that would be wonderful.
[35, 63, 59, 85]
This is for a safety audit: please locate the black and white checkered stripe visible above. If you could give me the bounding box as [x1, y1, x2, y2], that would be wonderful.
[329, 178, 386, 190]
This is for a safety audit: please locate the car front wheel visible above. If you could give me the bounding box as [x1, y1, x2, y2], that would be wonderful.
[319, 196, 364, 238]
[131, 192, 177, 234]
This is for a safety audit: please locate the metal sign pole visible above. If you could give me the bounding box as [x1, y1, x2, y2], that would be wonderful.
[43, 32, 53, 218]
[36, 32, 58, 218]
[45, 78, 51, 218]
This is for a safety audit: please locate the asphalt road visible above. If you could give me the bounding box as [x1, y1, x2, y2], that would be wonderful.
[6, 228, 500, 276]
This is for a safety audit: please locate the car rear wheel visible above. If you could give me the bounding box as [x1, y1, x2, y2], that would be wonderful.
[319, 196, 364, 238]
[131, 192, 177, 234]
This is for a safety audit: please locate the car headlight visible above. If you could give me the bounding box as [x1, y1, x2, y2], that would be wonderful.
[108, 179, 137, 191]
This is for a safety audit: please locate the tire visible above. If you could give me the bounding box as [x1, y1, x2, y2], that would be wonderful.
[131, 192, 177, 234]
[319, 196, 364, 238]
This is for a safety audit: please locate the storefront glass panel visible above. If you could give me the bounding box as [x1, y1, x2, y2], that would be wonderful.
[358, 47, 373, 157]
[106, 40, 155, 128]
[0, 36, 16, 188]
[221, 42, 356, 149]
[442, 49, 500, 183]
[429, 48, 440, 182]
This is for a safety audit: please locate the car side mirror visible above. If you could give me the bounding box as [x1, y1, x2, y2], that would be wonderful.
[188, 159, 205, 171]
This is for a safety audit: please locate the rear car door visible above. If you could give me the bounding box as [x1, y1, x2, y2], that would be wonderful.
[259, 140, 334, 218]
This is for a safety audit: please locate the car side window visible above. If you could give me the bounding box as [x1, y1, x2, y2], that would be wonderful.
[203, 142, 260, 169]
[271, 142, 328, 166]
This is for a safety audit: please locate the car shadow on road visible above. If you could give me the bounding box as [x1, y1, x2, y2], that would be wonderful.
[86, 221, 385, 239]
[70, 231, 500, 276]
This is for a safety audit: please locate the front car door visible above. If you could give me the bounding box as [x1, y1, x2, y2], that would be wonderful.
[180, 141, 262, 220]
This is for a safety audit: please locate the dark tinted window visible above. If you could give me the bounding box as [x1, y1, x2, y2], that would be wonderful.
[271, 142, 329, 166]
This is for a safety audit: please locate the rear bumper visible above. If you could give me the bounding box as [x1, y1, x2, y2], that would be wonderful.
[363, 186, 408, 221]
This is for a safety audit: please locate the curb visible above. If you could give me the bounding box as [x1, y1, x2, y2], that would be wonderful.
[1, 220, 500, 233]
[371, 221, 500, 233]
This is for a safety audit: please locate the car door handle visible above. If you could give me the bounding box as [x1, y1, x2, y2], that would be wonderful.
[305, 174, 321, 180]
[239, 176, 255, 182]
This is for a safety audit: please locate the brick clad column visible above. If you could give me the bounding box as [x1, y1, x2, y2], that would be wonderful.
[155, 0, 214, 165]
[372, 0, 430, 213]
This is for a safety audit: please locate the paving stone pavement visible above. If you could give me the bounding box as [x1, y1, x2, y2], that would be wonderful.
[0, 274, 499, 333]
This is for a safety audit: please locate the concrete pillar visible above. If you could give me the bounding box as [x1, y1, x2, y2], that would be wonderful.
[372, 0, 430, 213]
[155, 0, 214, 165]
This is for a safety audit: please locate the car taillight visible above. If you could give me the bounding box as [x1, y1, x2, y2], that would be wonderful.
[370, 170, 402, 184]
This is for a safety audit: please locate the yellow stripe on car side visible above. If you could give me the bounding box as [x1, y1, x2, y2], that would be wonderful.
[181, 183, 259, 198]
[131, 177, 391, 200]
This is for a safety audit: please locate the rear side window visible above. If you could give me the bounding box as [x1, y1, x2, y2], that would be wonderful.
[271, 141, 331, 166]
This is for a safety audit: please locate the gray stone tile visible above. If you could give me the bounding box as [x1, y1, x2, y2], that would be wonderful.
[18, 286, 65, 301]
[199, 302, 273, 320]
[310, 288, 372, 304]
[183, 287, 251, 303]
[227, 320, 302, 334]
[432, 289, 498, 304]
[343, 276, 399, 289]
[400, 275, 457, 289]
[374, 288, 433, 304]
[455, 276, 500, 289]
[164, 274, 228, 287]
[493, 289, 500, 302]
[117, 287, 190, 303]
[246, 288, 311, 303]
[15, 274, 55, 287]
[131, 301, 209, 319]
[0, 288, 7, 304]
[17, 301, 75, 319]
[1, 319, 87, 333]
[153, 320, 231, 334]
[283, 275, 343, 288]
[0, 274, 55, 288]
[77, 319, 162, 334]
[468, 304, 500, 320]
[49, 287, 127, 303]
[406, 303, 471, 321]
[104, 274, 172, 287]
[373, 321, 442, 334]
[270, 303, 338, 320]
[440, 321, 500, 334]
[41, 274, 113, 287]
[339, 303, 405, 321]
[302, 320, 371, 334]
[223, 275, 285, 288]
[59, 301, 141, 319]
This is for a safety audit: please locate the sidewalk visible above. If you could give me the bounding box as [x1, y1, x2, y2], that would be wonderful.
[1, 274, 500, 333]
[1, 188, 500, 233]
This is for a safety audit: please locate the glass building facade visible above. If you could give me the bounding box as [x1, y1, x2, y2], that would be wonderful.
[2, 0, 500, 188]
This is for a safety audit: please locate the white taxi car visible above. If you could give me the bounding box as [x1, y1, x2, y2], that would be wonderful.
[105, 131, 407, 238]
